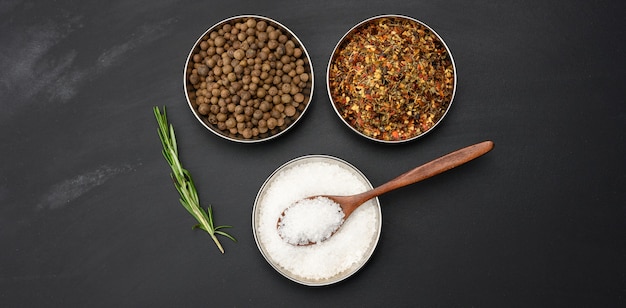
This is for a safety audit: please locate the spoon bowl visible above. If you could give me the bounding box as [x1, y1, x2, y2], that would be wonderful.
[277, 140, 494, 245]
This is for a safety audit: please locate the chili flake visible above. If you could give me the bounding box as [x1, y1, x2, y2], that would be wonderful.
[328, 16, 455, 141]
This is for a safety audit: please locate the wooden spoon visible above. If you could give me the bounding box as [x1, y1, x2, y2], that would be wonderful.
[277, 140, 494, 245]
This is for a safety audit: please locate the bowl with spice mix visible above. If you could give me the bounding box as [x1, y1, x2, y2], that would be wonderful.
[327, 15, 456, 143]
[184, 15, 314, 143]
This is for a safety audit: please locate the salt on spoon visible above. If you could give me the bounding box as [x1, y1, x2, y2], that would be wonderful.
[277, 140, 494, 246]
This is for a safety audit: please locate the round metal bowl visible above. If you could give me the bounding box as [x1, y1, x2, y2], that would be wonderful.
[184, 15, 314, 143]
[327, 14, 457, 143]
[252, 155, 382, 286]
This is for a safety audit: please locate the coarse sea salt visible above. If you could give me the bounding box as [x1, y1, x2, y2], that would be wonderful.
[255, 159, 380, 282]
[277, 196, 345, 245]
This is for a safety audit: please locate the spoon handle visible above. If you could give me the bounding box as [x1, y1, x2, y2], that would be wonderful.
[356, 140, 494, 203]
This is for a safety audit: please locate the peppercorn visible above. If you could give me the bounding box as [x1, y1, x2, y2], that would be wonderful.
[284, 105, 296, 117]
[198, 103, 210, 115]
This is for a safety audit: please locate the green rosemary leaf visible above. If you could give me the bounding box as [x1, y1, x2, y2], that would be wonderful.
[197, 206, 209, 222]
[215, 230, 237, 242]
[193, 224, 208, 231]
[206, 206, 215, 229]
[182, 169, 199, 205]
[178, 198, 196, 217]
[169, 124, 178, 156]
[154, 106, 236, 253]
[214, 225, 233, 230]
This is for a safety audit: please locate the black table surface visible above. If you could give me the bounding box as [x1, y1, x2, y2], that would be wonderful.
[2, 0, 624, 306]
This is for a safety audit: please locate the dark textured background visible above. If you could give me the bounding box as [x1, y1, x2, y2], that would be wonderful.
[1, 0, 624, 306]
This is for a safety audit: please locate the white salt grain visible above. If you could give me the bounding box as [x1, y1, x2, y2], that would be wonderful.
[255, 159, 379, 282]
[278, 196, 345, 245]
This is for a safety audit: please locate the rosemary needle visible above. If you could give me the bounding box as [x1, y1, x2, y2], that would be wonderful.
[153, 106, 236, 253]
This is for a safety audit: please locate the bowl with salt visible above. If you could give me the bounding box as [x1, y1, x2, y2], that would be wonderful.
[252, 155, 382, 286]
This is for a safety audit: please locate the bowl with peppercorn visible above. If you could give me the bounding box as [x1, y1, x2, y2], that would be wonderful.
[185, 15, 314, 143]
[327, 15, 456, 143]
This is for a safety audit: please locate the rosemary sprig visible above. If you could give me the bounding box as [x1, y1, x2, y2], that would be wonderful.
[153, 106, 236, 253]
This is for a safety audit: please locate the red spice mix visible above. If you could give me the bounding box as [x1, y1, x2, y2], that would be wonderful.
[328, 16, 455, 141]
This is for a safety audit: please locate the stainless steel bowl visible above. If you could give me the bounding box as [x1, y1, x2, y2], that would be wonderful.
[252, 155, 382, 286]
[327, 14, 457, 143]
[184, 15, 314, 143]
